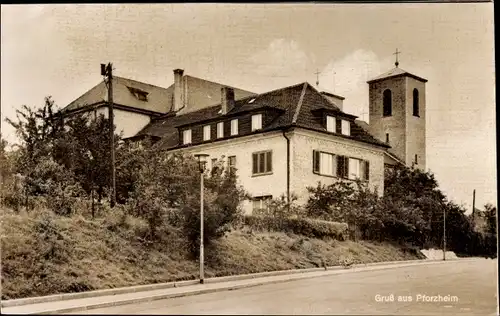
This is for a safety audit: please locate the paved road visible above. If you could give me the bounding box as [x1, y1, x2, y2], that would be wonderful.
[69, 259, 498, 315]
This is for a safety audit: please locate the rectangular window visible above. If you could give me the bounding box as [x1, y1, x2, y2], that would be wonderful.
[326, 115, 336, 132]
[203, 125, 211, 141]
[251, 114, 263, 131]
[252, 151, 272, 175]
[348, 158, 361, 180]
[347, 157, 369, 181]
[386, 133, 390, 144]
[182, 129, 192, 145]
[341, 120, 351, 136]
[217, 122, 224, 138]
[313, 150, 337, 177]
[252, 195, 272, 213]
[228, 156, 236, 172]
[231, 119, 239, 136]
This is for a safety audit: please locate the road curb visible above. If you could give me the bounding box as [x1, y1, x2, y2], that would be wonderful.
[2, 257, 480, 313]
[1, 259, 424, 308]
[20, 258, 479, 315]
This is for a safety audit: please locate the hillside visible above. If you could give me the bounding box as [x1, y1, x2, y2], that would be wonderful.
[1, 207, 424, 300]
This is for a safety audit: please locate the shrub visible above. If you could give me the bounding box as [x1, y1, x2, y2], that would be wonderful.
[243, 215, 348, 241]
[254, 193, 305, 219]
[306, 180, 383, 241]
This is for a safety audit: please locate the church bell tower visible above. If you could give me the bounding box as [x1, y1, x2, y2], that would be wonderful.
[367, 50, 427, 170]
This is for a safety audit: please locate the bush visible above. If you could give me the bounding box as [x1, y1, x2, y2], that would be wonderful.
[243, 215, 348, 241]
[306, 180, 383, 241]
[254, 193, 305, 219]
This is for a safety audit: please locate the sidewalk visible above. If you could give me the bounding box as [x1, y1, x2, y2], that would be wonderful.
[1, 258, 478, 315]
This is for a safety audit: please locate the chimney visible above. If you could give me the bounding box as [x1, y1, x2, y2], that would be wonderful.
[221, 86, 235, 115]
[173, 69, 184, 112]
[321, 91, 345, 111]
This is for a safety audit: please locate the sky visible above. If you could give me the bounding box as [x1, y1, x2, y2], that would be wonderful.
[1, 3, 496, 210]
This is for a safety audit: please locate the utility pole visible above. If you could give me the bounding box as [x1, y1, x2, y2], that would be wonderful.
[101, 63, 116, 208]
[472, 189, 476, 218]
[443, 206, 446, 261]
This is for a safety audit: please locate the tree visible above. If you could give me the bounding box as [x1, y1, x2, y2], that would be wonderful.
[182, 157, 247, 258]
[484, 204, 497, 236]
[383, 165, 447, 246]
[6, 98, 121, 211]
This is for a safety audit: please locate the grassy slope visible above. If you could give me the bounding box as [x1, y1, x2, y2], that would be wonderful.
[1, 208, 424, 300]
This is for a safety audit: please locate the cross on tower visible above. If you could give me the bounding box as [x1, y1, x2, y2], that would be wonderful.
[393, 48, 402, 67]
[314, 69, 321, 88]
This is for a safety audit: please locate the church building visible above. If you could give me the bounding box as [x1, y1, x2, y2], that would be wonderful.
[60, 59, 427, 214]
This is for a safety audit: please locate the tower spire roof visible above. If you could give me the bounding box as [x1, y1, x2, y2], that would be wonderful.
[367, 67, 428, 84]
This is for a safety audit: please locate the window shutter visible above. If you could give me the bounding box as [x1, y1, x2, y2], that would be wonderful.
[364, 160, 370, 181]
[344, 157, 349, 179]
[313, 151, 320, 173]
[252, 153, 258, 174]
[266, 151, 272, 172]
[337, 156, 344, 178]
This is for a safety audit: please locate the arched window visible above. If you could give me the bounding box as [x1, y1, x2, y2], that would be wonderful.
[383, 89, 392, 116]
[413, 88, 420, 117]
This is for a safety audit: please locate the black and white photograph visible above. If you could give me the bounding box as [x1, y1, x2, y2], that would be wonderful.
[0, 2, 497, 315]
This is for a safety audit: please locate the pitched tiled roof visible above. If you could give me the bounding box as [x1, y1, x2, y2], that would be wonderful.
[61, 75, 255, 116]
[367, 67, 428, 84]
[177, 75, 256, 115]
[136, 82, 389, 150]
[62, 76, 173, 114]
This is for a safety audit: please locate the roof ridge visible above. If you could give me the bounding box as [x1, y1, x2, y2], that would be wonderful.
[217, 81, 309, 112]
[292, 83, 308, 124]
[114, 76, 170, 90]
[183, 75, 256, 95]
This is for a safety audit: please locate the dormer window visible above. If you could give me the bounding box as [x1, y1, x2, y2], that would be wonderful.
[182, 129, 192, 145]
[127, 87, 148, 101]
[203, 125, 211, 141]
[326, 115, 336, 133]
[217, 122, 224, 138]
[251, 114, 263, 131]
[231, 119, 239, 136]
[341, 120, 351, 136]
[136, 92, 147, 101]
